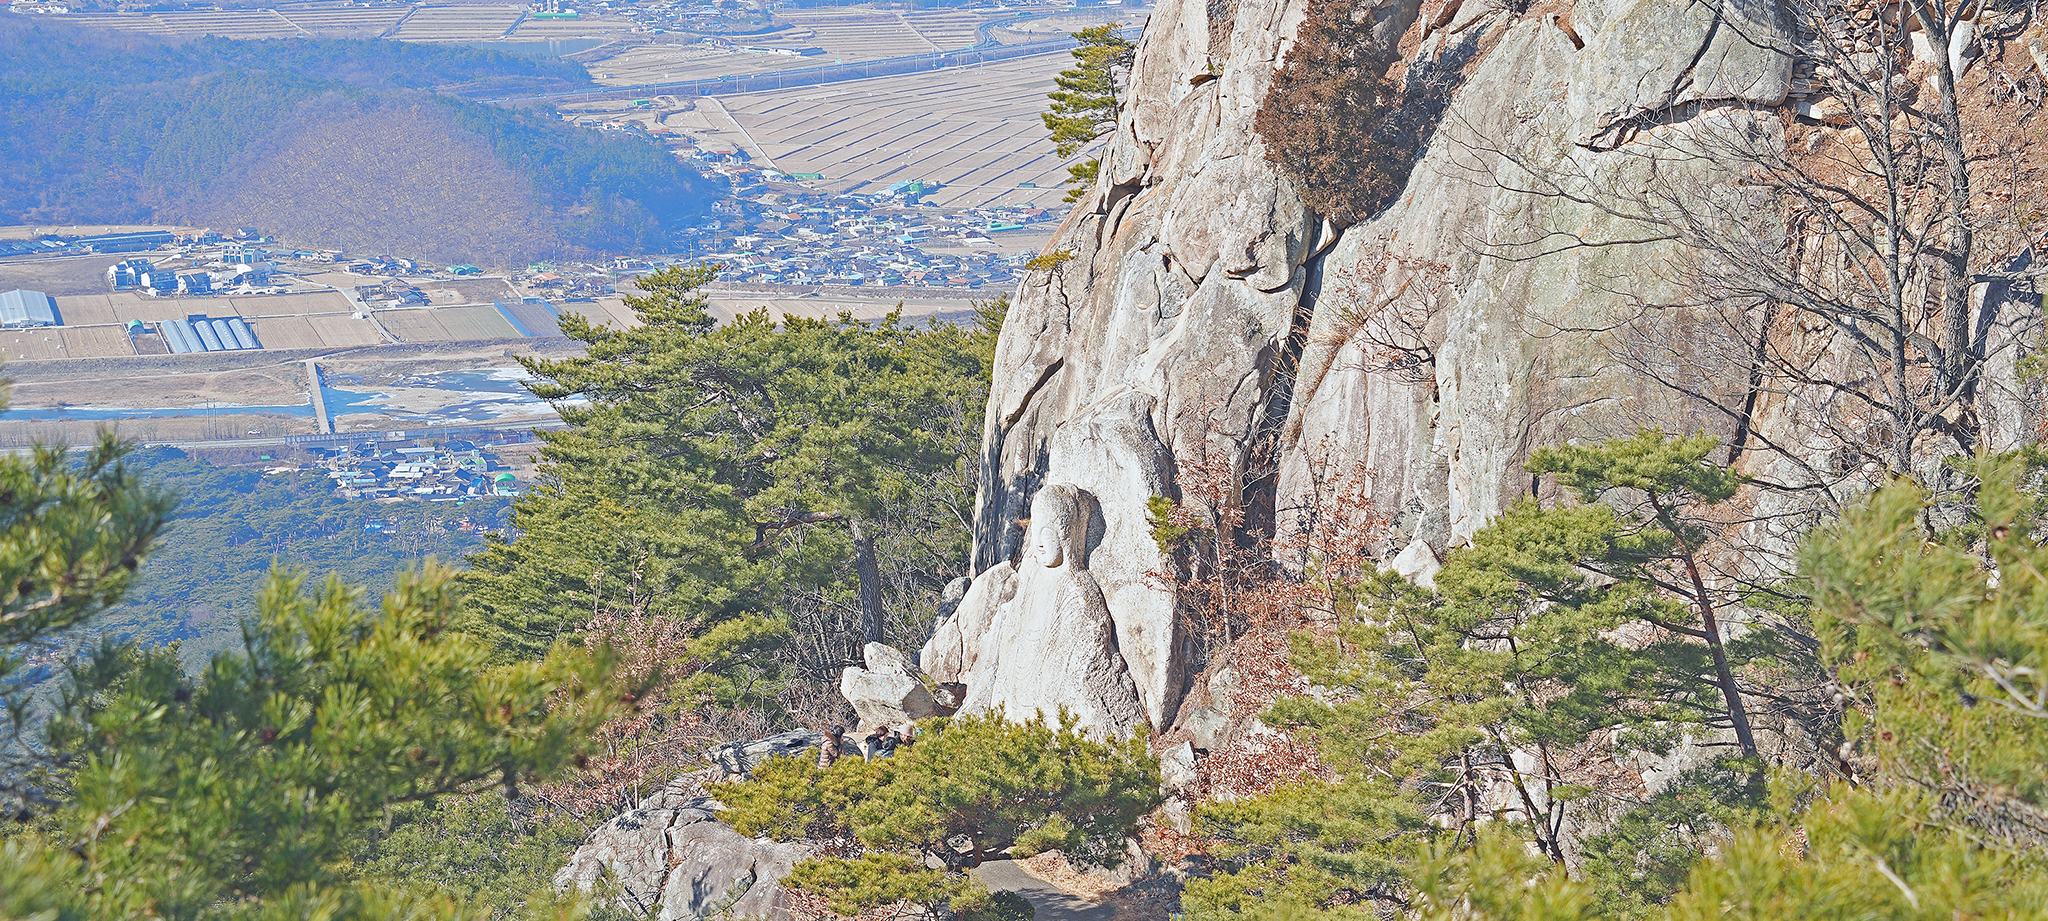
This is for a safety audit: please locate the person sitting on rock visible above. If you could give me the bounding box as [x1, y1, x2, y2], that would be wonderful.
[817, 726, 849, 769]
[870, 728, 900, 760]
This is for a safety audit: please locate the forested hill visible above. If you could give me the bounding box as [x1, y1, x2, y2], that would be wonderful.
[0, 18, 710, 264]
[80, 447, 505, 668]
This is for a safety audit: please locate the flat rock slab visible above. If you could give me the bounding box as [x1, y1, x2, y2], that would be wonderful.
[973, 860, 1113, 921]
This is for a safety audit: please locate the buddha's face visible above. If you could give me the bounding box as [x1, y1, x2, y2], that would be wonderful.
[1031, 516, 1065, 568]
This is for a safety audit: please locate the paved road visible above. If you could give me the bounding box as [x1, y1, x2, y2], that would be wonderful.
[974, 860, 1112, 921]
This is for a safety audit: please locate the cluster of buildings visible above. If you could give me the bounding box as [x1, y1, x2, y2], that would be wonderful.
[11, 165, 1041, 324]
[666, 172, 1052, 288]
[304, 439, 524, 502]
[107, 257, 276, 296]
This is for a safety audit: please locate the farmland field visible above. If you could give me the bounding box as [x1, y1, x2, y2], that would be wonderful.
[80, 295, 202, 324]
[154, 10, 303, 38]
[273, 6, 410, 38]
[0, 328, 68, 362]
[4, 273, 603, 360]
[676, 55, 1086, 211]
[53, 296, 119, 327]
[583, 9, 1023, 87]
[431, 305, 523, 340]
[0, 255, 121, 297]
[558, 298, 640, 329]
[245, 316, 326, 350]
[46, 3, 411, 39]
[501, 302, 565, 337]
[419, 277, 521, 305]
[225, 292, 353, 318]
[389, 6, 524, 42]
[376, 310, 454, 343]
[506, 15, 635, 39]
[63, 326, 138, 358]
[308, 314, 387, 347]
[131, 329, 170, 356]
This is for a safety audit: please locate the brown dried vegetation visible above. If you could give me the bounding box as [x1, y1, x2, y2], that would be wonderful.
[1254, 0, 1403, 224]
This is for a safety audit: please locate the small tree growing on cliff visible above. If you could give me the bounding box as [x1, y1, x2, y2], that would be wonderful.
[1523, 431, 1765, 757]
[1410, 453, 2048, 921]
[1043, 23, 1137, 200]
[1254, 0, 1401, 224]
[1185, 434, 1790, 919]
[1361, 432, 1773, 860]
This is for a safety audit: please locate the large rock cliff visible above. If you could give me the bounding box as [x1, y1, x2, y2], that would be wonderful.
[925, 0, 2042, 738]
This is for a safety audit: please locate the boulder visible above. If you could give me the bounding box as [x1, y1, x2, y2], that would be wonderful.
[839, 642, 939, 731]
[554, 787, 812, 921]
[1160, 742, 1199, 793]
[1390, 539, 1441, 589]
[921, 562, 1018, 689]
[709, 728, 822, 778]
[1180, 703, 1231, 752]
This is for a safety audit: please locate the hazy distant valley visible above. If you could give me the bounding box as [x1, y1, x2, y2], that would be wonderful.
[0, 18, 712, 263]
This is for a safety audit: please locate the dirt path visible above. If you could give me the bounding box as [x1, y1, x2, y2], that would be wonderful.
[973, 860, 1113, 921]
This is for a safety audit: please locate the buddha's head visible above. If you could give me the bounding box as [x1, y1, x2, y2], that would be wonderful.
[1028, 484, 1087, 569]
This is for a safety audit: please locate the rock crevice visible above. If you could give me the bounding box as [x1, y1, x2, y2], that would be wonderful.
[947, 0, 1825, 738]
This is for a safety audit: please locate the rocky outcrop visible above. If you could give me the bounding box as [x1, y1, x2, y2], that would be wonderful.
[554, 785, 813, 921]
[708, 729, 824, 778]
[936, 483, 1148, 737]
[950, 0, 1838, 737]
[839, 642, 940, 731]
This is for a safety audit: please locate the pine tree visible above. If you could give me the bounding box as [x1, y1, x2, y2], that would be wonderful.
[1186, 433, 1789, 917]
[1524, 431, 1761, 756]
[1801, 451, 2048, 850]
[1041, 23, 1135, 199]
[1, 564, 626, 920]
[462, 265, 993, 682]
[718, 711, 1159, 918]
[1382, 452, 2048, 919]
[0, 430, 177, 814]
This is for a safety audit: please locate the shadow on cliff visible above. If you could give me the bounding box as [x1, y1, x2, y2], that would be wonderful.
[1358, 33, 1484, 223]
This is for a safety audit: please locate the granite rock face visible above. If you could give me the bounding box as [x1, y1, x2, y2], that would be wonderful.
[554, 786, 812, 921]
[952, 0, 1838, 738]
[957, 483, 1147, 737]
[839, 642, 941, 731]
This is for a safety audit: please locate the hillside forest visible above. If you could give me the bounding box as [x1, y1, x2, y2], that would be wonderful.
[0, 18, 710, 264]
[81, 447, 507, 663]
[11, 0, 2048, 916]
[0, 262, 2042, 920]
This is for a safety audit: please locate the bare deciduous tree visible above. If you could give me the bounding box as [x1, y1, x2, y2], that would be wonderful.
[1465, 0, 2047, 494]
